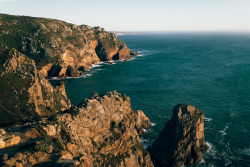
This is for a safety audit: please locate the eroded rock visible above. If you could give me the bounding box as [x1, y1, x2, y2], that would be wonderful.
[149, 104, 207, 167]
[0, 14, 132, 78]
[0, 47, 71, 126]
[0, 92, 153, 167]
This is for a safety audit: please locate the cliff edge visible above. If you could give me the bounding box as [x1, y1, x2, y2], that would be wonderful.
[0, 14, 132, 78]
[0, 46, 71, 126]
[0, 91, 153, 167]
[148, 104, 207, 167]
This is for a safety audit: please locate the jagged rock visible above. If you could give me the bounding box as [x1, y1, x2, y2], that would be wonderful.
[66, 66, 79, 77]
[56, 91, 153, 167]
[90, 91, 99, 99]
[0, 14, 131, 78]
[0, 129, 6, 135]
[0, 135, 21, 149]
[130, 51, 139, 56]
[0, 92, 153, 167]
[135, 110, 151, 135]
[0, 46, 71, 126]
[149, 104, 207, 167]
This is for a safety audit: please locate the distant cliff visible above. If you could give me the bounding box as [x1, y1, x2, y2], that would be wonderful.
[0, 14, 131, 78]
[148, 104, 207, 167]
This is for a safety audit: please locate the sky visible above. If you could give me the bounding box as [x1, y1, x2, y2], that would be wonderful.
[0, 0, 250, 32]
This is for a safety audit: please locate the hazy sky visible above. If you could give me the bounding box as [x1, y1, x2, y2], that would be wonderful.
[0, 0, 249, 31]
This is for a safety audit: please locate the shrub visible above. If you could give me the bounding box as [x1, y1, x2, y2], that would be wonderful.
[60, 126, 72, 143]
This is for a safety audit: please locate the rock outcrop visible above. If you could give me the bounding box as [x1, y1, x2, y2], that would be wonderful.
[0, 91, 153, 167]
[0, 14, 132, 78]
[148, 104, 207, 167]
[0, 46, 71, 126]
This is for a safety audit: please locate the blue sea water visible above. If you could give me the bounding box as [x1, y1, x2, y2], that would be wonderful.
[51, 33, 250, 166]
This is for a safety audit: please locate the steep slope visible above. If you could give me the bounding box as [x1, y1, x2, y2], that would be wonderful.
[0, 91, 153, 167]
[148, 104, 207, 167]
[0, 46, 71, 126]
[0, 14, 131, 78]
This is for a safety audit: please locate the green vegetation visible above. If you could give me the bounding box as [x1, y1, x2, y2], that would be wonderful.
[133, 140, 149, 158]
[99, 152, 130, 166]
[118, 121, 126, 134]
[121, 93, 127, 101]
[47, 113, 58, 123]
[110, 120, 117, 131]
[60, 125, 72, 143]
[109, 120, 123, 141]
[70, 109, 79, 117]
[32, 136, 64, 152]
[0, 72, 37, 126]
[30, 124, 64, 153]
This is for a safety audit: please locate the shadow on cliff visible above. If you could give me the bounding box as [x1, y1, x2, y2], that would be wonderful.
[148, 104, 208, 167]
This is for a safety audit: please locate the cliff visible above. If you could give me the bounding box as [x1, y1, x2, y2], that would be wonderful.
[148, 104, 207, 167]
[0, 13, 208, 167]
[0, 46, 71, 127]
[0, 91, 153, 167]
[0, 14, 132, 78]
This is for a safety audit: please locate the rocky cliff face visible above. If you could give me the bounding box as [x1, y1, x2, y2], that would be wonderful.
[0, 46, 71, 126]
[0, 91, 153, 167]
[148, 104, 207, 167]
[0, 14, 132, 78]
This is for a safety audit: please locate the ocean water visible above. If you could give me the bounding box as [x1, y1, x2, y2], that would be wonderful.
[50, 33, 250, 166]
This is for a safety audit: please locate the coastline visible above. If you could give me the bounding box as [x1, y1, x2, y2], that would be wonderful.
[47, 53, 143, 80]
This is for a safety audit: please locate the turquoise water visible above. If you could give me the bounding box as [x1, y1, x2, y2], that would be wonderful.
[51, 33, 250, 166]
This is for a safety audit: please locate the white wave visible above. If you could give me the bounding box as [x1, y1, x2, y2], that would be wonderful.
[85, 74, 92, 77]
[126, 57, 136, 61]
[49, 77, 60, 80]
[204, 117, 212, 122]
[139, 138, 150, 149]
[91, 64, 102, 68]
[239, 148, 250, 156]
[151, 122, 157, 127]
[199, 158, 205, 164]
[219, 126, 228, 136]
[136, 54, 145, 57]
[230, 113, 236, 118]
[102, 61, 116, 65]
[206, 141, 218, 156]
[63, 73, 93, 79]
[140, 138, 149, 143]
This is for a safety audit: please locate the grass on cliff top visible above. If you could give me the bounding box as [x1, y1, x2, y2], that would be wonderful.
[0, 14, 80, 69]
[98, 152, 130, 166]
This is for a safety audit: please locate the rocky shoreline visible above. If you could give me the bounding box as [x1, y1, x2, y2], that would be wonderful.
[0, 14, 207, 167]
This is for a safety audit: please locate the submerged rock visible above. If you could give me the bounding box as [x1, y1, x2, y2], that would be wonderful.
[149, 104, 207, 167]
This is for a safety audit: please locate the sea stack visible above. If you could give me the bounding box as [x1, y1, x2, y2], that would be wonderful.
[148, 104, 207, 167]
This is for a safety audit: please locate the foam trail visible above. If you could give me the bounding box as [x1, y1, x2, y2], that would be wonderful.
[219, 126, 228, 136]
[151, 122, 157, 127]
[204, 117, 212, 122]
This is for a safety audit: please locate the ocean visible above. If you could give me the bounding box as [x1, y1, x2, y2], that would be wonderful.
[50, 33, 250, 166]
